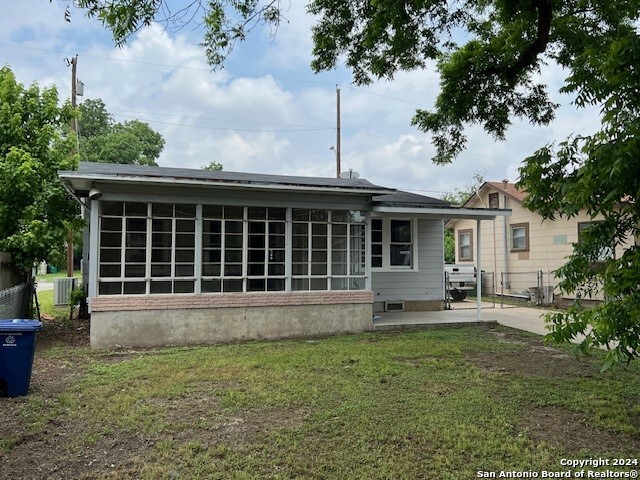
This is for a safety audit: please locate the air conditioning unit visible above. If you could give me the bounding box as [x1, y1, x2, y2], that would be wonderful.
[384, 301, 405, 312]
[54, 277, 77, 306]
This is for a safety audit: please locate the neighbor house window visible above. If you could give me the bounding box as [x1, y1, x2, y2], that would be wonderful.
[371, 217, 416, 270]
[510, 223, 529, 252]
[578, 221, 613, 261]
[458, 229, 473, 261]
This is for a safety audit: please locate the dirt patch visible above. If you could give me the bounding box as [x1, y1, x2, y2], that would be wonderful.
[469, 330, 597, 378]
[518, 406, 640, 455]
[2, 421, 139, 480]
[151, 390, 309, 447]
[36, 317, 90, 351]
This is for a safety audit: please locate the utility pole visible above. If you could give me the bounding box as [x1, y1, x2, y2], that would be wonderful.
[66, 55, 78, 278]
[336, 86, 341, 178]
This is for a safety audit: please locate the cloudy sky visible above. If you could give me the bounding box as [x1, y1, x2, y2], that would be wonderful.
[1, 1, 601, 198]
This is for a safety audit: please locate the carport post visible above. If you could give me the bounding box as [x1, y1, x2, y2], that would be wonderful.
[476, 219, 482, 321]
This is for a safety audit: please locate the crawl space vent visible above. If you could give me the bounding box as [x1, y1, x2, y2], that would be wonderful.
[384, 301, 405, 312]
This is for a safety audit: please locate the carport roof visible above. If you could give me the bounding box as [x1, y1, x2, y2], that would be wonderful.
[373, 190, 510, 220]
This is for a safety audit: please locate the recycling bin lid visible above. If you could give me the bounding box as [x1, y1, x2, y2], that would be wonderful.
[0, 319, 43, 332]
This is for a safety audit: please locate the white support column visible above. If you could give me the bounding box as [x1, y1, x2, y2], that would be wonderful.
[365, 211, 372, 292]
[285, 207, 292, 292]
[194, 204, 203, 294]
[476, 219, 482, 321]
[88, 199, 100, 309]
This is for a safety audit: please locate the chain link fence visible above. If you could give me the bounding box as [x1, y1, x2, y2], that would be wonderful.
[0, 281, 33, 320]
[500, 271, 556, 308]
[445, 271, 496, 310]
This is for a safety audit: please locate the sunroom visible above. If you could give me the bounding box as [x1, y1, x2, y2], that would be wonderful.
[60, 163, 391, 348]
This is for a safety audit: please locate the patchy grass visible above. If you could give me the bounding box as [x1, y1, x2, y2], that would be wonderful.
[1, 326, 639, 479]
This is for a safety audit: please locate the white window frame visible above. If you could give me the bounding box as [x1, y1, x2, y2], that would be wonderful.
[510, 223, 529, 252]
[458, 229, 473, 261]
[370, 216, 418, 272]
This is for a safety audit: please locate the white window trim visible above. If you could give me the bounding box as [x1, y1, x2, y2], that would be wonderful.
[370, 216, 419, 272]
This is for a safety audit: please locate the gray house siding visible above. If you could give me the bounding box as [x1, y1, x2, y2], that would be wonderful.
[372, 218, 444, 311]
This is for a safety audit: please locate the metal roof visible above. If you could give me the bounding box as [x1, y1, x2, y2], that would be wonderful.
[58, 163, 510, 219]
[59, 162, 393, 194]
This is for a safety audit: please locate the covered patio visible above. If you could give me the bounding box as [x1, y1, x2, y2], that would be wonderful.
[371, 192, 511, 320]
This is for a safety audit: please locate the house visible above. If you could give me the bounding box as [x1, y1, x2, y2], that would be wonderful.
[59, 163, 508, 349]
[446, 180, 632, 300]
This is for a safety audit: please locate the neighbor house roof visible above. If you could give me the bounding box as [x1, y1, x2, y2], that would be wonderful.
[485, 181, 526, 203]
[59, 162, 394, 196]
[445, 180, 523, 227]
[461, 181, 526, 208]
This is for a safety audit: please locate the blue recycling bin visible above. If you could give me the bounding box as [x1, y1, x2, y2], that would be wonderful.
[0, 319, 43, 397]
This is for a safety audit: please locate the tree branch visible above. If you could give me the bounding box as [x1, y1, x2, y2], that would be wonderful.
[497, 0, 553, 81]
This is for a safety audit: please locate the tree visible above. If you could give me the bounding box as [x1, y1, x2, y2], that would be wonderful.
[0, 66, 79, 277]
[202, 161, 223, 171]
[77, 98, 112, 137]
[78, 99, 165, 166]
[68, 1, 640, 364]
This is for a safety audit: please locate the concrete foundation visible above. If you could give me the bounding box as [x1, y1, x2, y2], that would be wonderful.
[90, 302, 373, 349]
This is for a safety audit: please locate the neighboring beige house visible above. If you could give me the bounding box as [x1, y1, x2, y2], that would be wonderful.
[447, 180, 632, 300]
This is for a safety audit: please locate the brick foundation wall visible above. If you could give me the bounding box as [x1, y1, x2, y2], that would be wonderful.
[92, 290, 374, 312]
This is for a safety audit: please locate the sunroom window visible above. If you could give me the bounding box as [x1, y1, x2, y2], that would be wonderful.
[97, 204, 368, 295]
[98, 202, 200, 295]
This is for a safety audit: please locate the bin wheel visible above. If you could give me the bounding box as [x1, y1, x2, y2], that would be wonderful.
[451, 289, 467, 302]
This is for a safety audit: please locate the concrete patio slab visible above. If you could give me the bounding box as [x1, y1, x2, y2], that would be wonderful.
[373, 306, 553, 337]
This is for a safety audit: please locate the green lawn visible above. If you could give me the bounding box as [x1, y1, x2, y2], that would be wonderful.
[3, 327, 639, 479]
